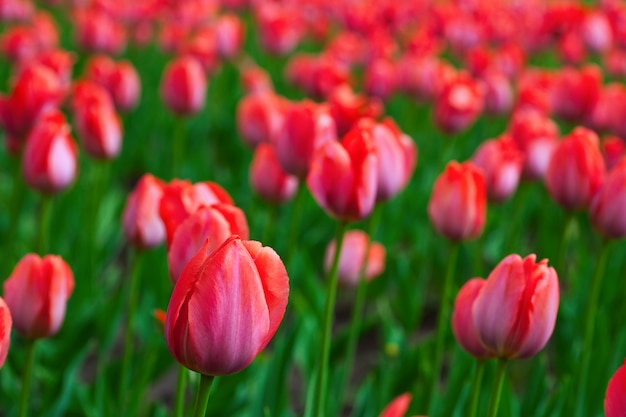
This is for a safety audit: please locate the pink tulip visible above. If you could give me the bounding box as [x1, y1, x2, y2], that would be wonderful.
[328, 84, 382, 137]
[602, 136, 626, 170]
[472, 254, 559, 359]
[324, 230, 385, 286]
[433, 72, 484, 134]
[472, 134, 524, 203]
[307, 122, 377, 222]
[215, 14, 244, 59]
[590, 159, 626, 239]
[0, 297, 11, 368]
[550, 65, 602, 123]
[167, 205, 250, 283]
[3, 254, 74, 339]
[236, 92, 285, 148]
[364, 58, 397, 101]
[509, 110, 560, 180]
[249, 143, 298, 204]
[122, 174, 166, 250]
[379, 393, 425, 417]
[428, 161, 486, 241]
[605, 359, 626, 417]
[452, 278, 493, 359]
[22, 110, 78, 194]
[545, 127, 605, 211]
[165, 236, 289, 375]
[108, 61, 140, 112]
[160, 55, 207, 116]
[73, 94, 122, 160]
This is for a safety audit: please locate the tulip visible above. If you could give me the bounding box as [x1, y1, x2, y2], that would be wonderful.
[379, 393, 423, 417]
[472, 134, 524, 203]
[307, 122, 377, 222]
[550, 65, 601, 123]
[215, 14, 244, 59]
[433, 72, 484, 134]
[364, 58, 397, 101]
[590, 159, 626, 239]
[256, 3, 303, 55]
[602, 136, 625, 170]
[164, 236, 289, 375]
[324, 230, 385, 286]
[545, 127, 605, 211]
[0, 297, 11, 369]
[480, 71, 513, 116]
[178, 28, 219, 75]
[605, 360, 626, 417]
[396, 55, 456, 103]
[249, 143, 298, 204]
[28, 49, 75, 87]
[122, 174, 166, 250]
[452, 278, 492, 359]
[3, 253, 74, 339]
[240, 64, 273, 94]
[160, 55, 207, 116]
[108, 60, 141, 112]
[428, 161, 486, 241]
[84, 54, 116, 87]
[167, 205, 250, 283]
[472, 254, 559, 359]
[236, 92, 285, 148]
[328, 84, 383, 137]
[22, 110, 78, 194]
[0, 26, 38, 63]
[581, 11, 613, 54]
[73, 95, 122, 160]
[74, 9, 126, 54]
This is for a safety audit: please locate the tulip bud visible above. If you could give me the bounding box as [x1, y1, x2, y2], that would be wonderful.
[452, 278, 493, 359]
[550, 65, 602, 123]
[160, 55, 207, 116]
[472, 254, 559, 359]
[307, 123, 377, 222]
[590, 159, 626, 239]
[379, 393, 412, 417]
[602, 136, 625, 171]
[108, 61, 140, 112]
[167, 205, 250, 283]
[215, 14, 244, 59]
[545, 127, 605, 211]
[605, 360, 626, 417]
[249, 143, 298, 204]
[472, 134, 524, 203]
[74, 10, 126, 54]
[324, 230, 385, 286]
[236, 92, 285, 148]
[165, 236, 289, 375]
[0, 297, 11, 369]
[122, 174, 166, 250]
[256, 3, 303, 56]
[73, 97, 122, 160]
[581, 11, 613, 54]
[364, 58, 397, 101]
[329, 84, 383, 137]
[480, 71, 513, 116]
[22, 110, 78, 194]
[3, 254, 74, 339]
[428, 161, 486, 241]
[509, 110, 560, 180]
[433, 72, 484, 134]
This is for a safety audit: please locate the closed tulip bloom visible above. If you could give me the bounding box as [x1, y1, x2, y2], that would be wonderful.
[480, 71, 514, 116]
[364, 58, 397, 101]
[472, 135, 524, 203]
[452, 278, 493, 359]
[22, 110, 78, 194]
[160, 55, 207, 116]
[84, 54, 116, 87]
[379, 393, 424, 417]
[215, 14, 244, 59]
[433, 72, 484, 134]
[3, 254, 74, 339]
[122, 174, 166, 250]
[545, 127, 605, 211]
[472, 254, 559, 359]
[328, 84, 383, 137]
[603, 136, 626, 171]
[428, 161, 486, 241]
[74, 10, 126, 54]
[509, 110, 560, 180]
[249, 143, 298, 204]
[605, 360, 626, 417]
[550, 65, 602, 123]
[581, 11, 613, 54]
[324, 230, 386, 286]
[165, 236, 289, 375]
[109, 61, 140, 112]
[590, 159, 626, 239]
[168, 205, 250, 283]
[307, 123, 377, 222]
[0, 297, 11, 369]
[74, 99, 122, 160]
[275, 100, 337, 178]
[236, 92, 285, 148]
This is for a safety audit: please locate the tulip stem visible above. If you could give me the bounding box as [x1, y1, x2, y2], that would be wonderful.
[286, 185, 306, 263]
[312, 221, 349, 417]
[173, 117, 186, 179]
[37, 195, 52, 254]
[487, 358, 507, 417]
[574, 240, 610, 417]
[120, 249, 143, 408]
[192, 374, 214, 417]
[174, 365, 188, 417]
[557, 212, 576, 284]
[337, 205, 382, 411]
[19, 339, 36, 417]
[427, 241, 460, 413]
[468, 360, 485, 417]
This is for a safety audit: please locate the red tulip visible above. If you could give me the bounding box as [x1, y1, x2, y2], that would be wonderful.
[179, 28, 219, 74]
[73, 94, 122, 160]
[605, 359, 626, 417]
[480, 71, 513, 116]
[74, 9, 126, 54]
[236, 92, 285, 148]
[396, 55, 456, 103]
[324, 230, 385, 286]
[379, 393, 424, 417]
[509, 110, 560, 180]
[590, 159, 626, 239]
[3, 254, 74, 339]
[328, 84, 383, 137]
[167, 205, 250, 283]
[452, 278, 493, 359]
[0, 26, 38, 63]
[22, 110, 78, 194]
[472, 134, 524, 203]
[433, 73, 484, 134]
[603, 136, 626, 170]
[249, 143, 298, 204]
[256, 3, 303, 56]
[364, 58, 397, 101]
[428, 161, 486, 241]
[275, 100, 337, 178]
[26, 49, 75, 87]
[108, 61, 141, 112]
[581, 11, 613, 54]
[0, 297, 11, 369]
[84, 54, 116, 87]
[307, 123, 377, 222]
[240, 64, 273, 94]
[122, 174, 166, 250]
[215, 14, 244, 59]
[545, 127, 605, 211]
[164, 236, 289, 375]
[550, 65, 602, 122]
[160, 55, 207, 116]
[472, 254, 559, 359]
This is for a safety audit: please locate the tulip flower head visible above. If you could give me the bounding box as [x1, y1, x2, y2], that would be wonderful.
[433, 72, 484, 134]
[249, 143, 298, 204]
[160, 55, 207, 116]
[472, 134, 524, 203]
[379, 393, 425, 417]
[3, 254, 74, 339]
[165, 236, 289, 375]
[605, 359, 626, 417]
[590, 159, 626, 239]
[452, 278, 493, 359]
[122, 174, 166, 250]
[324, 230, 386, 286]
[0, 297, 11, 368]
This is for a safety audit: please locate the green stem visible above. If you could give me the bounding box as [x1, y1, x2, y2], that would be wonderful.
[120, 249, 143, 407]
[18, 339, 36, 417]
[573, 240, 610, 417]
[173, 117, 186, 179]
[37, 196, 53, 255]
[86, 162, 109, 282]
[557, 213, 576, 286]
[311, 221, 349, 417]
[286, 185, 306, 263]
[174, 365, 189, 417]
[8, 158, 25, 258]
[505, 183, 529, 255]
[487, 359, 507, 417]
[192, 374, 214, 417]
[336, 206, 382, 411]
[262, 203, 278, 245]
[468, 360, 486, 417]
[427, 241, 460, 413]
